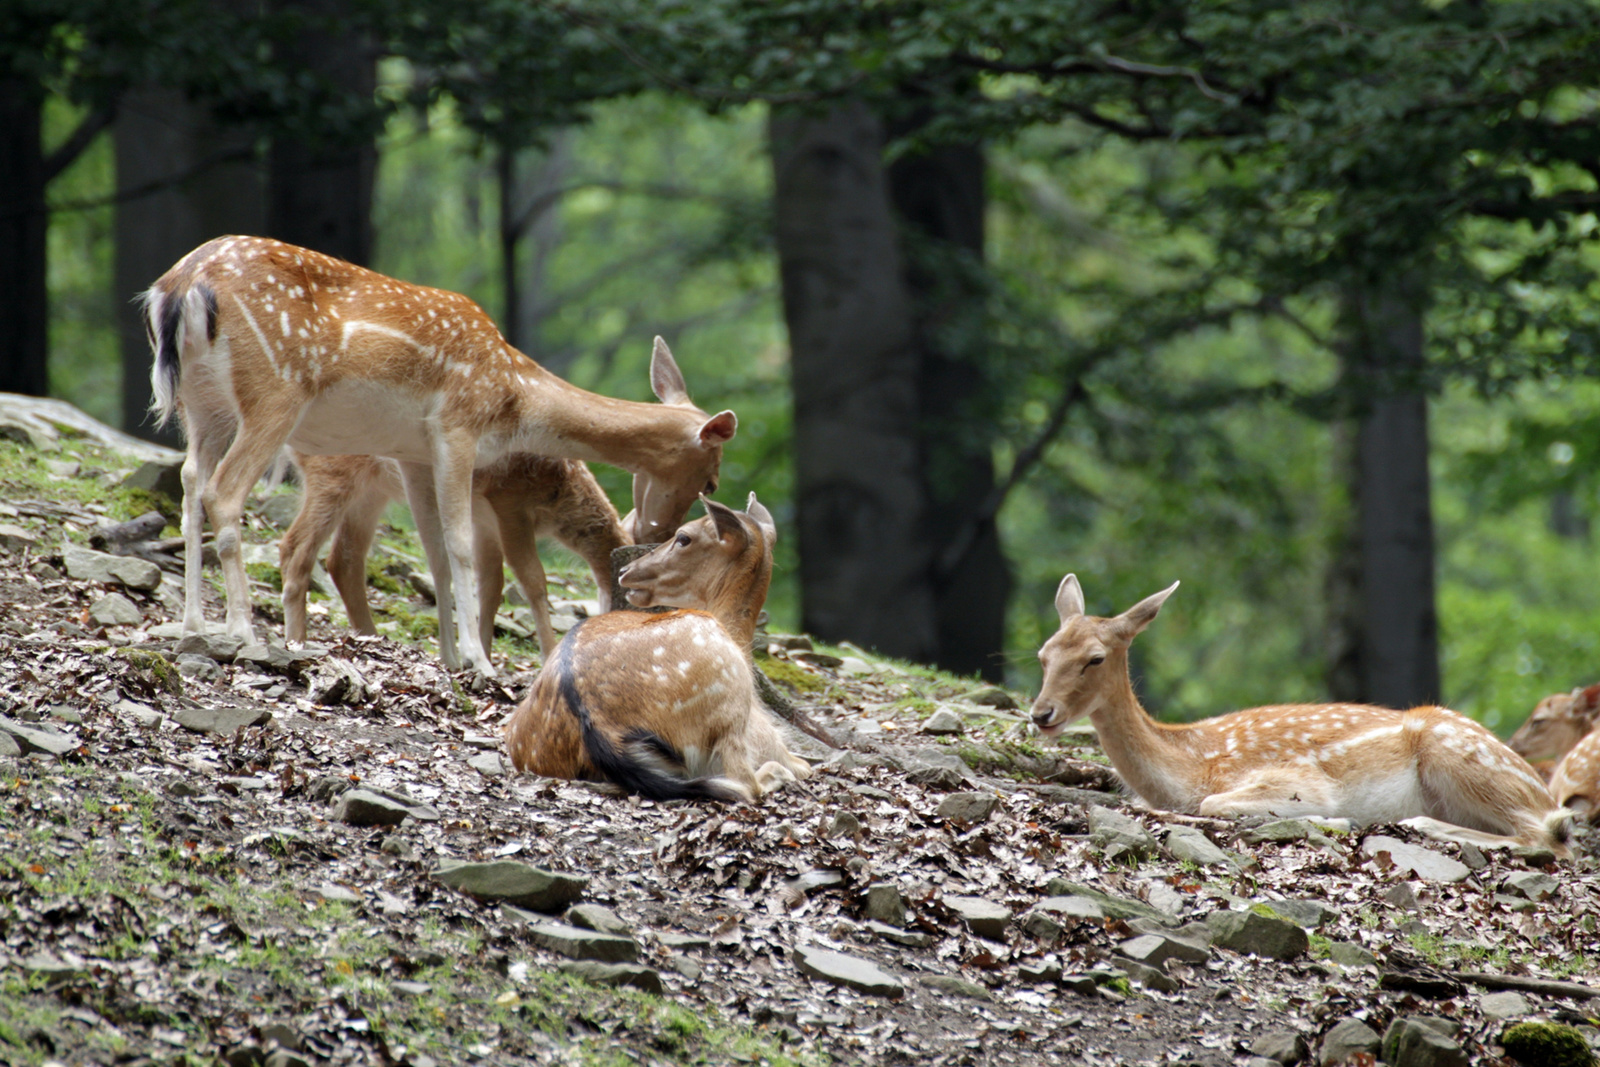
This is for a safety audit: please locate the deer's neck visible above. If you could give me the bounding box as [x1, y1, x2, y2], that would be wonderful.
[1088, 650, 1201, 811]
[505, 364, 693, 475]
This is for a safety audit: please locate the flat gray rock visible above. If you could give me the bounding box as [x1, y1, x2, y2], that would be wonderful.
[467, 752, 504, 778]
[1238, 818, 1342, 848]
[936, 792, 999, 824]
[921, 708, 964, 735]
[920, 974, 992, 1001]
[175, 632, 246, 662]
[556, 960, 662, 994]
[656, 932, 711, 951]
[1165, 825, 1237, 868]
[61, 542, 161, 591]
[1382, 1017, 1468, 1067]
[1320, 1019, 1380, 1067]
[173, 706, 271, 736]
[1478, 991, 1531, 1022]
[962, 685, 1018, 710]
[1250, 1030, 1307, 1065]
[1328, 941, 1378, 968]
[89, 592, 142, 627]
[236, 643, 324, 672]
[944, 895, 1012, 941]
[1041, 881, 1167, 922]
[1115, 958, 1180, 993]
[565, 903, 632, 937]
[1262, 898, 1338, 928]
[1501, 871, 1558, 901]
[1119, 932, 1211, 967]
[792, 946, 904, 998]
[176, 653, 224, 682]
[331, 789, 416, 828]
[1088, 806, 1156, 855]
[433, 860, 588, 912]
[0, 523, 40, 551]
[1206, 909, 1309, 960]
[865, 921, 931, 948]
[865, 883, 906, 927]
[523, 920, 638, 963]
[0, 731, 21, 758]
[0, 715, 78, 757]
[1360, 836, 1470, 883]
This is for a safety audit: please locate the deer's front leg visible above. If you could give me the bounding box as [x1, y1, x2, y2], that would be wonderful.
[1197, 771, 1336, 820]
[400, 463, 460, 671]
[431, 434, 494, 677]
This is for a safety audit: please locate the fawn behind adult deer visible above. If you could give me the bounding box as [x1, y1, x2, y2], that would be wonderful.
[503, 494, 809, 802]
[1031, 574, 1569, 854]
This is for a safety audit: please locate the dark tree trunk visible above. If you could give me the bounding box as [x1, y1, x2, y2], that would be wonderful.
[771, 103, 939, 664]
[114, 87, 264, 444]
[0, 77, 50, 396]
[1327, 277, 1440, 709]
[265, 0, 375, 265]
[771, 101, 1007, 679]
[497, 135, 571, 363]
[886, 126, 1010, 680]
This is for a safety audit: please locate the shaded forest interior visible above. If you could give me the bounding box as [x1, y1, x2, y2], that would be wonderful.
[6, 0, 1600, 729]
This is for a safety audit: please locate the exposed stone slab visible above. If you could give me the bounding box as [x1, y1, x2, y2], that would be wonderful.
[175, 633, 246, 662]
[1088, 806, 1156, 856]
[1319, 1018, 1380, 1067]
[522, 920, 639, 963]
[1361, 836, 1470, 883]
[0, 715, 79, 756]
[944, 895, 1012, 941]
[865, 883, 906, 927]
[1206, 909, 1309, 960]
[792, 946, 904, 998]
[174, 706, 271, 736]
[920, 974, 992, 1001]
[433, 860, 588, 912]
[1165, 826, 1237, 868]
[1261, 898, 1338, 928]
[565, 903, 633, 937]
[1118, 932, 1211, 967]
[556, 960, 662, 994]
[936, 792, 999, 824]
[61, 542, 161, 591]
[89, 593, 143, 627]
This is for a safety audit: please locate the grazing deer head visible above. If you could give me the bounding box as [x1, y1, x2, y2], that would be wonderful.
[1032, 574, 1569, 855]
[1508, 683, 1600, 766]
[145, 236, 733, 676]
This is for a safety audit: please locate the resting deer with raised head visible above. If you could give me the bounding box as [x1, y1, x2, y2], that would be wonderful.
[1031, 575, 1570, 854]
[281, 451, 628, 661]
[1508, 683, 1600, 778]
[1548, 730, 1600, 822]
[503, 494, 810, 802]
[144, 236, 735, 676]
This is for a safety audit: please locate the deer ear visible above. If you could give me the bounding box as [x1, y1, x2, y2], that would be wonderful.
[1115, 581, 1179, 638]
[702, 495, 747, 544]
[1054, 574, 1086, 625]
[698, 410, 737, 446]
[745, 492, 777, 547]
[650, 337, 690, 405]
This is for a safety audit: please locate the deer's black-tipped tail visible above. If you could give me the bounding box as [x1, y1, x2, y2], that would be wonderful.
[553, 620, 747, 803]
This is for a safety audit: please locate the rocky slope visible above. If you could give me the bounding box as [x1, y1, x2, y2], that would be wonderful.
[1, 401, 1598, 1067]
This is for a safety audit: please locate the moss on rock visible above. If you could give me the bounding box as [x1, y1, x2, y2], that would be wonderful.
[1501, 1022, 1596, 1067]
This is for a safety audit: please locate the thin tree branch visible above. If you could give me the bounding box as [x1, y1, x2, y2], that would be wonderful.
[39, 145, 256, 216]
[43, 105, 116, 183]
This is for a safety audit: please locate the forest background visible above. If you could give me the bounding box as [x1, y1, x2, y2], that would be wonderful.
[5, 0, 1600, 735]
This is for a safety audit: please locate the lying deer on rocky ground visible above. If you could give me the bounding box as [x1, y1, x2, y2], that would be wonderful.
[503, 494, 810, 802]
[145, 236, 735, 676]
[1507, 683, 1600, 778]
[281, 451, 627, 661]
[1547, 730, 1600, 822]
[1030, 575, 1570, 854]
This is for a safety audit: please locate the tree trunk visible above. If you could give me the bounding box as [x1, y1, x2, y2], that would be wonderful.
[0, 77, 50, 397]
[887, 125, 1010, 679]
[771, 101, 1007, 678]
[771, 103, 939, 664]
[114, 88, 264, 444]
[1326, 278, 1440, 708]
[265, 0, 375, 266]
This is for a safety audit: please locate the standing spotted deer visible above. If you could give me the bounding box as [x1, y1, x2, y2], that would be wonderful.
[1031, 575, 1570, 854]
[503, 494, 810, 802]
[281, 451, 628, 661]
[144, 236, 735, 676]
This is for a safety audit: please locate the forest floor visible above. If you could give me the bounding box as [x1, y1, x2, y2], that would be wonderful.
[1, 406, 1599, 1067]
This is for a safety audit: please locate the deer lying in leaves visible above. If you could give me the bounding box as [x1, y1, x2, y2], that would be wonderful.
[1506, 684, 1600, 821]
[281, 451, 628, 662]
[1030, 575, 1570, 854]
[145, 236, 734, 676]
[503, 494, 809, 802]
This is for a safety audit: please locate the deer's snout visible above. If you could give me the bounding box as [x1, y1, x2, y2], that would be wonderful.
[1031, 698, 1062, 734]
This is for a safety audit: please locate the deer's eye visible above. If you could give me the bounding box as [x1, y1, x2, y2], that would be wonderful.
[704, 480, 718, 495]
[675, 534, 691, 548]
[1083, 654, 1105, 672]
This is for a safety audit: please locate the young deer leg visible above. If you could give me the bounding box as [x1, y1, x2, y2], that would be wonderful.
[326, 493, 388, 636]
[1198, 772, 1337, 820]
[430, 432, 494, 676]
[179, 427, 225, 637]
[281, 479, 348, 645]
[201, 411, 300, 645]
[399, 462, 459, 671]
[471, 496, 507, 659]
[488, 499, 558, 658]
